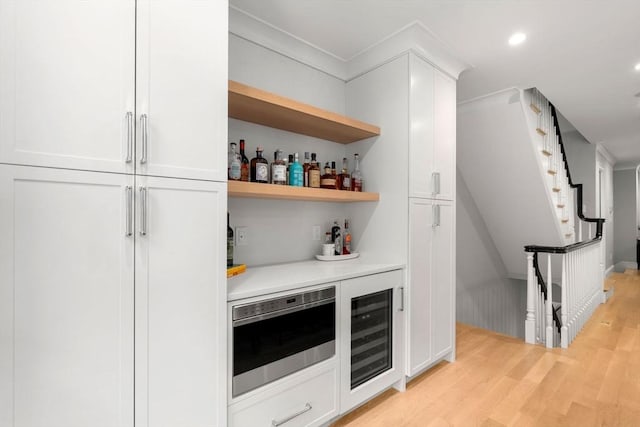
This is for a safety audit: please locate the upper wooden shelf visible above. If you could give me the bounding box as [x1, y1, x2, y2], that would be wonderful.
[228, 181, 379, 203]
[228, 80, 380, 144]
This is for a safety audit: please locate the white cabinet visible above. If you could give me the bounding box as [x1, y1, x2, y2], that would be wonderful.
[0, 165, 134, 427]
[408, 56, 456, 201]
[135, 176, 226, 427]
[407, 199, 455, 377]
[0, 165, 227, 427]
[0, 0, 227, 181]
[339, 270, 404, 412]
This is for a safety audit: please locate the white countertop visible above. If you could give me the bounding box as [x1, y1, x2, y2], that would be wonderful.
[227, 259, 405, 302]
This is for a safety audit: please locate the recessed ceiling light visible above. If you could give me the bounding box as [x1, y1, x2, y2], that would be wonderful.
[508, 32, 527, 46]
[635, 63, 640, 71]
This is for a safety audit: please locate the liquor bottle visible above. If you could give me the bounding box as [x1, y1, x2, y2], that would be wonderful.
[308, 153, 321, 188]
[286, 154, 293, 184]
[289, 152, 304, 187]
[227, 212, 234, 267]
[228, 142, 241, 181]
[343, 219, 351, 254]
[320, 162, 336, 189]
[271, 150, 287, 185]
[351, 153, 363, 192]
[331, 220, 342, 256]
[331, 161, 339, 190]
[303, 151, 311, 187]
[250, 146, 269, 183]
[339, 157, 351, 191]
[239, 139, 250, 182]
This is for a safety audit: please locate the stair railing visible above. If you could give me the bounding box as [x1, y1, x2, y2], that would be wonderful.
[524, 90, 605, 348]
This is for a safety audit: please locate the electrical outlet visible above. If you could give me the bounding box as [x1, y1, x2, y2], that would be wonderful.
[236, 226, 248, 246]
[312, 225, 321, 241]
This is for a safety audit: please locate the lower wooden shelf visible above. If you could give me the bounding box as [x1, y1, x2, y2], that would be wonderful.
[228, 181, 379, 202]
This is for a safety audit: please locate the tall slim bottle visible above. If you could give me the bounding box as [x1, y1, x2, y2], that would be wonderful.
[239, 139, 250, 182]
[309, 153, 321, 188]
[289, 153, 304, 187]
[339, 157, 351, 191]
[303, 151, 311, 187]
[228, 142, 241, 181]
[351, 153, 363, 192]
[227, 212, 234, 267]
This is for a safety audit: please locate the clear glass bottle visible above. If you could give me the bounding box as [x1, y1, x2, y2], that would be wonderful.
[228, 142, 241, 181]
[340, 157, 351, 191]
[320, 162, 336, 189]
[289, 152, 304, 187]
[271, 150, 287, 185]
[250, 146, 269, 183]
[331, 220, 342, 255]
[351, 153, 363, 192]
[308, 153, 321, 188]
[303, 151, 311, 187]
[239, 139, 250, 182]
[343, 219, 351, 254]
[227, 212, 234, 267]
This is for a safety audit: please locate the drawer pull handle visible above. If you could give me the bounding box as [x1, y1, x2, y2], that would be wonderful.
[272, 402, 312, 426]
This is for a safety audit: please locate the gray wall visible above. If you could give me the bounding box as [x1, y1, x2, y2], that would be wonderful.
[613, 169, 637, 268]
[456, 169, 525, 338]
[563, 131, 596, 217]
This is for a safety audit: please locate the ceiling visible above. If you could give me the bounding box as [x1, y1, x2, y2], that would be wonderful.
[230, 0, 640, 167]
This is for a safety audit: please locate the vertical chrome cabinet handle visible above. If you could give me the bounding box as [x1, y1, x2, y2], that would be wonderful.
[125, 186, 133, 236]
[125, 112, 133, 163]
[272, 403, 312, 426]
[432, 172, 441, 195]
[139, 186, 147, 236]
[432, 204, 440, 228]
[399, 287, 405, 312]
[140, 114, 148, 164]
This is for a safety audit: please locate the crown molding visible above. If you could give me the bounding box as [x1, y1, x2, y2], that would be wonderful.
[596, 143, 616, 165]
[229, 7, 471, 82]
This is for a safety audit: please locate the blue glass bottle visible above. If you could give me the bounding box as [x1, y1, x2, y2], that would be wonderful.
[289, 152, 304, 187]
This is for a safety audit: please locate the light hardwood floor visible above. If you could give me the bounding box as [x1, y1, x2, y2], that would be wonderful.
[333, 270, 640, 427]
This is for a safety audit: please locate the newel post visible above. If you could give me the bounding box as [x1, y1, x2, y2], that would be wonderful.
[525, 252, 536, 344]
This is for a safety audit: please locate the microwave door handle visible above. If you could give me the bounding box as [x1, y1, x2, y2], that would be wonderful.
[232, 298, 334, 327]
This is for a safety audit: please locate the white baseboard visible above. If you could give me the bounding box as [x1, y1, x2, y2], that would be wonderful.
[614, 261, 638, 273]
[605, 265, 615, 277]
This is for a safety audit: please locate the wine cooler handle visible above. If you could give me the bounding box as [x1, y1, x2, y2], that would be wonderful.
[140, 114, 148, 164]
[432, 172, 440, 195]
[432, 204, 440, 228]
[271, 403, 312, 426]
[139, 186, 147, 236]
[125, 186, 133, 236]
[399, 287, 405, 312]
[125, 112, 133, 163]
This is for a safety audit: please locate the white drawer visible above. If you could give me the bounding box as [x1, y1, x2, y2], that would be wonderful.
[230, 363, 338, 427]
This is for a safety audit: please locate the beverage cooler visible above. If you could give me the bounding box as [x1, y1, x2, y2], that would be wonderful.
[340, 270, 404, 412]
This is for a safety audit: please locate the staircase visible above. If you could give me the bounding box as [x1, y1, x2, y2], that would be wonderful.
[458, 88, 605, 348]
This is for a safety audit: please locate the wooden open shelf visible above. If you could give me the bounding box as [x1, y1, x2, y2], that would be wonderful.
[228, 181, 379, 202]
[228, 80, 380, 144]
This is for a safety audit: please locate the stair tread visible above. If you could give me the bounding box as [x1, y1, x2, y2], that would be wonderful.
[548, 169, 557, 175]
[536, 128, 547, 136]
[530, 103, 541, 114]
[542, 149, 552, 156]
[553, 187, 562, 192]
[561, 219, 569, 223]
[557, 204, 565, 208]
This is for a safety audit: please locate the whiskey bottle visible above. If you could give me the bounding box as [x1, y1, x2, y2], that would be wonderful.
[239, 139, 250, 182]
[320, 162, 336, 189]
[289, 152, 304, 187]
[309, 153, 321, 188]
[351, 153, 363, 192]
[339, 157, 351, 191]
[303, 151, 311, 187]
[228, 142, 241, 181]
[250, 147, 269, 183]
[271, 150, 287, 185]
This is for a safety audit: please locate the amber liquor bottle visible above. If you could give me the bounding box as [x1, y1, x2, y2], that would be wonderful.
[302, 152, 311, 187]
[239, 139, 250, 182]
[271, 150, 286, 185]
[308, 153, 321, 188]
[320, 162, 336, 189]
[331, 161, 340, 190]
[250, 147, 269, 183]
[339, 157, 351, 191]
[351, 153, 363, 192]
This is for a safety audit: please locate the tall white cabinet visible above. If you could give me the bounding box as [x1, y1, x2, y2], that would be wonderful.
[0, 1, 227, 426]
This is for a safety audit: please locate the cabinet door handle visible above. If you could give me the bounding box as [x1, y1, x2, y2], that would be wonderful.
[125, 112, 133, 163]
[432, 172, 440, 195]
[140, 114, 148, 164]
[139, 186, 147, 236]
[125, 186, 133, 236]
[272, 403, 312, 426]
[399, 287, 405, 312]
[432, 204, 440, 228]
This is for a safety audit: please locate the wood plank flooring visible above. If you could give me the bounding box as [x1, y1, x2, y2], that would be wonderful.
[332, 270, 640, 426]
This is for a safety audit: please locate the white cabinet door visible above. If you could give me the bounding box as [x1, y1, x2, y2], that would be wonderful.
[433, 70, 456, 201]
[340, 270, 404, 413]
[135, 176, 226, 427]
[135, 0, 227, 181]
[0, 1, 135, 173]
[407, 199, 433, 376]
[408, 56, 456, 201]
[431, 201, 455, 360]
[0, 165, 134, 427]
